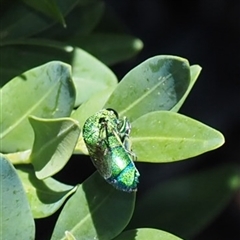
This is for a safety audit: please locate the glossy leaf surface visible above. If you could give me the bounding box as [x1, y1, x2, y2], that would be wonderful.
[0, 61, 75, 152]
[104, 55, 190, 122]
[131, 111, 224, 162]
[0, 155, 35, 239]
[65, 231, 77, 240]
[29, 116, 80, 179]
[51, 172, 135, 240]
[0, 41, 67, 86]
[16, 165, 77, 218]
[0, 42, 117, 105]
[128, 164, 240, 238]
[114, 228, 183, 240]
[4, 149, 31, 165]
[70, 47, 117, 106]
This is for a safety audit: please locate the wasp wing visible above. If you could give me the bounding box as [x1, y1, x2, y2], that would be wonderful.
[89, 142, 112, 179]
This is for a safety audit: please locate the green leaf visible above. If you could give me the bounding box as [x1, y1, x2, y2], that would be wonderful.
[70, 46, 117, 106]
[29, 116, 80, 179]
[0, 40, 72, 85]
[114, 228, 183, 240]
[171, 65, 202, 112]
[4, 149, 31, 164]
[104, 55, 191, 122]
[21, 0, 68, 27]
[128, 164, 240, 238]
[0, 0, 77, 42]
[70, 33, 143, 65]
[39, 0, 105, 39]
[16, 165, 77, 218]
[0, 61, 75, 152]
[131, 111, 224, 162]
[51, 172, 136, 240]
[65, 231, 77, 240]
[0, 41, 117, 105]
[0, 154, 35, 239]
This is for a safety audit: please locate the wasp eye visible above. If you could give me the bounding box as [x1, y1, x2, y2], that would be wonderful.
[106, 108, 119, 118]
[99, 117, 106, 124]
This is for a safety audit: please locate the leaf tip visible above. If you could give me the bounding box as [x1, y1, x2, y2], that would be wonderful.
[209, 129, 225, 150]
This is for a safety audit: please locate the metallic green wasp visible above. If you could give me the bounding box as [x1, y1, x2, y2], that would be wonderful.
[82, 108, 140, 192]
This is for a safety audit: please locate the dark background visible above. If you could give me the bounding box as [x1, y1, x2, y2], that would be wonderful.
[104, 0, 240, 239]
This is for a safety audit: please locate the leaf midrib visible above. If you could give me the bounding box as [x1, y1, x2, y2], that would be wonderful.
[131, 136, 210, 142]
[60, 188, 114, 240]
[119, 75, 170, 116]
[0, 78, 60, 139]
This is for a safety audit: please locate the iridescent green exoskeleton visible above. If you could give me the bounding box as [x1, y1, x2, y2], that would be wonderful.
[82, 109, 140, 192]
